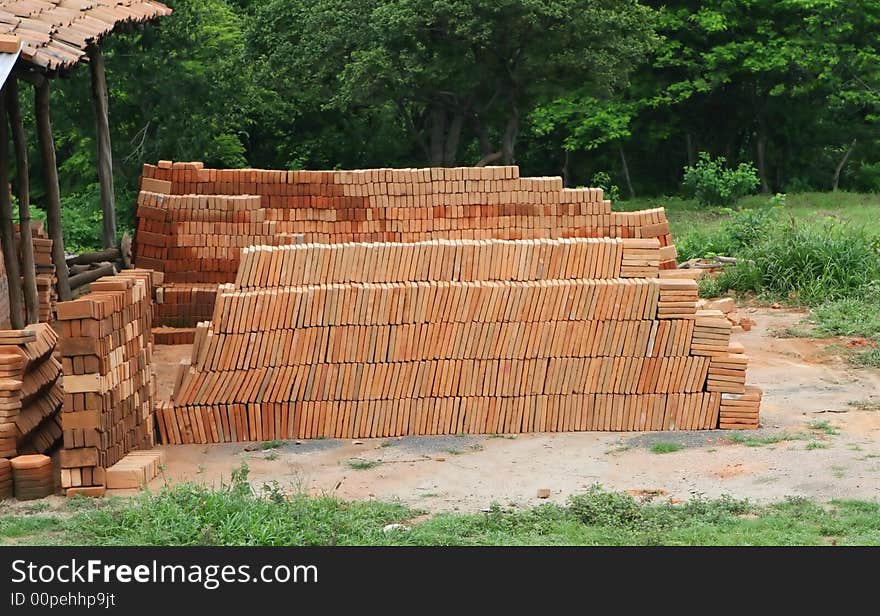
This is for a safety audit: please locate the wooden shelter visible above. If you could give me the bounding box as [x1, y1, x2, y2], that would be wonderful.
[0, 0, 171, 329]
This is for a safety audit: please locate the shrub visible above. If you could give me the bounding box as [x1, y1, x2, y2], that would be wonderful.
[682, 152, 760, 206]
[716, 221, 880, 304]
[676, 202, 781, 261]
[567, 485, 644, 529]
[591, 171, 621, 203]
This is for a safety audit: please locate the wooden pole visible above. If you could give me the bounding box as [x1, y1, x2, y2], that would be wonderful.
[0, 90, 24, 329]
[88, 45, 116, 249]
[6, 79, 39, 325]
[34, 80, 71, 302]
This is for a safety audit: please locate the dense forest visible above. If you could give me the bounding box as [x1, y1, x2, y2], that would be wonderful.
[22, 0, 880, 246]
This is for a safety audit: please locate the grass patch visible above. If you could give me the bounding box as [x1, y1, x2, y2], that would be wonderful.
[808, 420, 840, 436]
[806, 441, 828, 450]
[629, 195, 880, 333]
[9, 481, 880, 546]
[650, 442, 683, 454]
[347, 459, 382, 471]
[849, 399, 880, 412]
[726, 432, 802, 447]
[0, 515, 63, 542]
[260, 440, 284, 450]
[264, 451, 279, 461]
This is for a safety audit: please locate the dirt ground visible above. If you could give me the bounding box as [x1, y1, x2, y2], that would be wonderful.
[145, 308, 880, 512]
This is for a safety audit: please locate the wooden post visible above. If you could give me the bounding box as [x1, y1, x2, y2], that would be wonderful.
[34, 80, 71, 302]
[0, 90, 24, 329]
[88, 45, 116, 249]
[6, 79, 39, 325]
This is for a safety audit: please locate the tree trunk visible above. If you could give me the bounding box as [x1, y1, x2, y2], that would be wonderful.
[501, 102, 520, 165]
[88, 45, 117, 249]
[0, 91, 24, 329]
[428, 106, 445, 166]
[477, 119, 493, 157]
[832, 139, 857, 192]
[34, 81, 71, 302]
[618, 144, 635, 200]
[756, 134, 770, 193]
[476, 152, 502, 167]
[6, 79, 38, 325]
[443, 112, 464, 167]
[562, 149, 570, 188]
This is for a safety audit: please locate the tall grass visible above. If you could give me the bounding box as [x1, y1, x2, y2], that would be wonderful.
[719, 221, 880, 305]
[12, 482, 880, 546]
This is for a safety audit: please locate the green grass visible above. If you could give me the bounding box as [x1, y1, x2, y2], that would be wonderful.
[806, 441, 828, 450]
[348, 459, 382, 470]
[622, 192, 880, 244]
[632, 192, 880, 364]
[726, 432, 802, 447]
[0, 515, 64, 540]
[650, 442, 683, 454]
[808, 420, 840, 436]
[5, 482, 880, 546]
[260, 440, 284, 450]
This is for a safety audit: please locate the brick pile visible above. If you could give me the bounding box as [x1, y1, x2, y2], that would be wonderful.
[0, 457, 10, 499]
[157, 238, 760, 442]
[16, 221, 56, 324]
[135, 162, 677, 330]
[56, 270, 157, 497]
[0, 325, 63, 460]
[9, 454, 53, 501]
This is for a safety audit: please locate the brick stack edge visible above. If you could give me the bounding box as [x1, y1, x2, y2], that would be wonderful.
[157, 237, 761, 443]
[0, 325, 64, 499]
[55, 270, 158, 497]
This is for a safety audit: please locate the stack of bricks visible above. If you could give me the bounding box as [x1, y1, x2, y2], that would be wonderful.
[0, 458, 10, 499]
[719, 386, 762, 429]
[0, 325, 63, 459]
[32, 224, 56, 323]
[14, 325, 63, 454]
[0, 337, 25, 457]
[157, 237, 760, 443]
[56, 270, 157, 496]
[135, 162, 677, 330]
[15, 222, 57, 324]
[9, 454, 54, 501]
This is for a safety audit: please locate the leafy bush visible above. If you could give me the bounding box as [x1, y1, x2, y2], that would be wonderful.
[852, 162, 880, 193]
[716, 220, 880, 304]
[591, 171, 621, 203]
[567, 485, 644, 529]
[19, 183, 136, 254]
[682, 152, 760, 206]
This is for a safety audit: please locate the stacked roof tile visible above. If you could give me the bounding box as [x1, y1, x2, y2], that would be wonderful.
[0, 0, 171, 71]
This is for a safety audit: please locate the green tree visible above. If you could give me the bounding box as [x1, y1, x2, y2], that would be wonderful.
[247, 0, 656, 167]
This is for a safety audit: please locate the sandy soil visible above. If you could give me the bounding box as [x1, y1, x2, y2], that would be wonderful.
[143, 308, 880, 512]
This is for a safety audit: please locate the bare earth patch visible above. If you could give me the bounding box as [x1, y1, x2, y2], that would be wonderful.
[144, 308, 880, 512]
